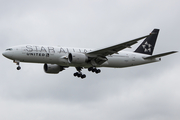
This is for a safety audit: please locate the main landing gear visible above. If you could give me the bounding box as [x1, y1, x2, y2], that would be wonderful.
[74, 67, 86, 79]
[14, 60, 21, 70]
[88, 67, 101, 74]
[74, 72, 86, 79]
[73, 67, 101, 79]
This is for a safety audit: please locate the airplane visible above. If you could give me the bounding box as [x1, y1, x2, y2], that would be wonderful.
[2, 29, 177, 79]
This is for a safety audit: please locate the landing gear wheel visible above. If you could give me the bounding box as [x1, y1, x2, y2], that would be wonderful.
[88, 67, 101, 74]
[77, 73, 82, 77]
[73, 72, 86, 79]
[95, 69, 101, 74]
[74, 67, 87, 79]
[81, 74, 86, 79]
[92, 68, 96, 72]
[73, 72, 86, 78]
[17, 66, 21, 70]
[74, 72, 78, 77]
[88, 67, 93, 71]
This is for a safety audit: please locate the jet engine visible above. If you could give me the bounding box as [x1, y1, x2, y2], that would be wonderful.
[68, 53, 88, 64]
[44, 64, 64, 74]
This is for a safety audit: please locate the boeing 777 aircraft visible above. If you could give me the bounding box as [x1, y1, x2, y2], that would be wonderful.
[2, 29, 177, 79]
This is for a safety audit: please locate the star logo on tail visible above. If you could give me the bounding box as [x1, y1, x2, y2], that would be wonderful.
[142, 42, 152, 53]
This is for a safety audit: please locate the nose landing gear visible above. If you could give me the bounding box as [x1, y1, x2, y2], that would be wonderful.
[17, 65, 21, 70]
[14, 60, 21, 70]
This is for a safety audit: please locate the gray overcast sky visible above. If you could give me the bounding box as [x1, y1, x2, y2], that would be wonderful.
[0, 0, 180, 120]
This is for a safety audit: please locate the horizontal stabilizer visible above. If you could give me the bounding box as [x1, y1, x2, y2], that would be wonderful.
[143, 51, 178, 59]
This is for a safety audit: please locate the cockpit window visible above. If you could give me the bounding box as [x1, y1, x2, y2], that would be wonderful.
[6, 48, 13, 51]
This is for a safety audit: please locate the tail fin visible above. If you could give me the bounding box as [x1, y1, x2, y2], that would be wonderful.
[134, 29, 159, 55]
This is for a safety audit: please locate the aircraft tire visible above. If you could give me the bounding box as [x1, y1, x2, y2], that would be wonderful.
[88, 67, 93, 71]
[77, 73, 82, 77]
[95, 69, 99, 74]
[92, 68, 96, 72]
[17, 66, 21, 70]
[74, 72, 78, 76]
[81, 74, 86, 79]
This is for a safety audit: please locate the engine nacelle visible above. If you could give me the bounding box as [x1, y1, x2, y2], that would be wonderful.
[68, 53, 88, 64]
[44, 64, 64, 74]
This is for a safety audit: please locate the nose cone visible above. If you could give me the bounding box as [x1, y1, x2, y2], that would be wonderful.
[2, 51, 13, 59]
[2, 52, 6, 57]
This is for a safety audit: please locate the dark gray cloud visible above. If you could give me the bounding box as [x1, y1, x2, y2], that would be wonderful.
[0, 0, 180, 120]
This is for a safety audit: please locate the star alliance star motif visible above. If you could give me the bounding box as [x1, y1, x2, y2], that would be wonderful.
[142, 42, 152, 53]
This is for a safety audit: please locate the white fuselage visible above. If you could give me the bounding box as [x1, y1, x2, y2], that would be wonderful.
[2, 45, 160, 68]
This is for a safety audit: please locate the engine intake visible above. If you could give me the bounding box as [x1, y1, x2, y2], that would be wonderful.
[44, 64, 64, 74]
[68, 53, 88, 64]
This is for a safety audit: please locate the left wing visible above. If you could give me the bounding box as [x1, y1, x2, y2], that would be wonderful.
[87, 35, 150, 57]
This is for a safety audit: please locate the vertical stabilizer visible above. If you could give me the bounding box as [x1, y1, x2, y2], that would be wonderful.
[134, 29, 159, 55]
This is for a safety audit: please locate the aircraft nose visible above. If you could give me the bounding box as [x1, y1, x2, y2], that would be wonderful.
[2, 52, 6, 57]
[2, 51, 13, 59]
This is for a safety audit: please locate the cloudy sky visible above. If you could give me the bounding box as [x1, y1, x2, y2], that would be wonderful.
[0, 0, 180, 120]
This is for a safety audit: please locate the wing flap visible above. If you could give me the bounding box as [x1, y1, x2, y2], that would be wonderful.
[143, 51, 178, 59]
